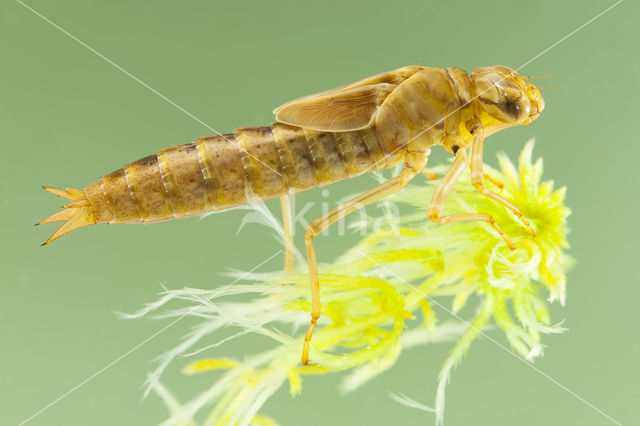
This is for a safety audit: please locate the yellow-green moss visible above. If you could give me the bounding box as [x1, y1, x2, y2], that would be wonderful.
[130, 139, 571, 426]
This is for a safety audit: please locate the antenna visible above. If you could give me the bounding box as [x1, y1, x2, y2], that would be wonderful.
[523, 73, 555, 80]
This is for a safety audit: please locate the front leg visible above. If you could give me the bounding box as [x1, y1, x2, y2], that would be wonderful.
[470, 134, 536, 237]
[428, 139, 516, 250]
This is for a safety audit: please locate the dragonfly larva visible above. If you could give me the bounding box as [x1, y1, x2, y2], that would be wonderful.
[39, 65, 545, 365]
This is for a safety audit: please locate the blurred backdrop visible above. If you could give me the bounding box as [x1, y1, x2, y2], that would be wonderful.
[1, 0, 637, 425]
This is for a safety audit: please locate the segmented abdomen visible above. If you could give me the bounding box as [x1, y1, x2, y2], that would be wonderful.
[83, 124, 401, 224]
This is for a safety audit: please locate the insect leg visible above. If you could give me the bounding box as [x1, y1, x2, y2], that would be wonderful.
[301, 166, 423, 365]
[482, 173, 504, 194]
[465, 162, 503, 193]
[428, 147, 515, 250]
[421, 169, 439, 180]
[470, 135, 536, 237]
[421, 160, 502, 186]
[280, 195, 295, 274]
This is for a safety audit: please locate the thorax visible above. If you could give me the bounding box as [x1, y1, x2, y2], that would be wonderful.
[375, 67, 478, 157]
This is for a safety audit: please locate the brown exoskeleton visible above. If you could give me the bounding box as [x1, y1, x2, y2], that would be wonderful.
[39, 65, 545, 365]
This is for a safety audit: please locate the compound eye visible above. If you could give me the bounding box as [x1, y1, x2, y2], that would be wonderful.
[499, 87, 530, 122]
[478, 80, 530, 123]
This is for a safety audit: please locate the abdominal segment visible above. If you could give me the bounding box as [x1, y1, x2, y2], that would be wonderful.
[84, 123, 400, 225]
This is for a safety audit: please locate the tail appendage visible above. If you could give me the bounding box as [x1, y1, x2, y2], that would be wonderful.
[37, 186, 96, 245]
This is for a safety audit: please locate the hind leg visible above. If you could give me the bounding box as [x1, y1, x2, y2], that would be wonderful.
[301, 154, 427, 365]
[280, 195, 295, 274]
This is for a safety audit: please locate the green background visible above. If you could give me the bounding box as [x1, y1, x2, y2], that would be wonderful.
[1, 0, 637, 425]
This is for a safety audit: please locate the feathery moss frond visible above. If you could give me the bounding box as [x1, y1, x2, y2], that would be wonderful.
[131, 139, 571, 426]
